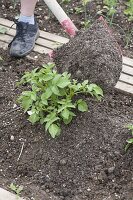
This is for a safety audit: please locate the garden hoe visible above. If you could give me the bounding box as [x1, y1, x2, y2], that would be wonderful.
[43, 0, 78, 37]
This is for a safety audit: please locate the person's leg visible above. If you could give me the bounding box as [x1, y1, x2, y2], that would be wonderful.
[18, 0, 38, 24]
[9, 0, 39, 57]
[20, 0, 38, 16]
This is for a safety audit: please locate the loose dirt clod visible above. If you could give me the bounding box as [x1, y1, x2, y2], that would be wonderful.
[55, 18, 122, 90]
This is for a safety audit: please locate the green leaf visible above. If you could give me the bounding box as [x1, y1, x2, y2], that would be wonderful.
[61, 108, 70, 120]
[127, 138, 133, 144]
[62, 71, 71, 78]
[32, 85, 40, 92]
[31, 93, 36, 101]
[21, 91, 36, 101]
[127, 124, 133, 132]
[22, 91, 31, 96]
[44, 113, 60, 130]
[63, 115, 73, 124]
[88, 84, 103, 95]
[108, 8, 116, 16]
[82, 80, 89, 86]
[43, 62, 55, 70]
[52, 74, 62, 85]
[44, 88, 52, 99]
[57, 77, 71, 88]
[43, 74, 53, 81]
[16, 186, 23, 194]
[69, 111, 76, 117]
[58, 105, 66, 113]
[57, 99, 67, 105]
[9, 183, 23, 196]
[124, 9, 131, 15]
[41, 93, 48, 105]
[125, 143, 131, 151]
[87, 84, 103, 100]
[51, 85, 61, 96]
[58, 101, 75, 113]
[48, 124, 61, 138]
[0, 25, 7, 34]
[19, 96, 33, 112]
[63, 111, 76, 124]
[28, 112, 40, 124]
[66, 102, 76, 108]
[9, 183, 17, 192]
[77, 99, 88, 112]
[82, 0, 90, 6]
[77, 83, 82, 90]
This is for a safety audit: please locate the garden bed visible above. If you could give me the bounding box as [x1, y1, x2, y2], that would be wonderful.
[0, 0, 133, 200]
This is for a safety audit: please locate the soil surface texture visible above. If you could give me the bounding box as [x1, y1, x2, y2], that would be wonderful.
[0, 47, 133, 200]
[0, 0, 133, 200]
[55, 18, 122, 90]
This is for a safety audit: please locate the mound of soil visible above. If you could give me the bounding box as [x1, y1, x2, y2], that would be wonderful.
[55, 18, 122, 90]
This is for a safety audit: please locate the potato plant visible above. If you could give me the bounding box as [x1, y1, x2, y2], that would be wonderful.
[18, 63, 103, 138]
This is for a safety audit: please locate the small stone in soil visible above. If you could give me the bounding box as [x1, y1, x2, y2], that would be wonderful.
[59, 159, 67, 166]
[108, 166, 115, 174]
[98, 171, 108, 182]
[9, 6, 13, 9]
[76, 70, 82, 78]
[87, 187, 91, 191]
[10, 135, 14, 141]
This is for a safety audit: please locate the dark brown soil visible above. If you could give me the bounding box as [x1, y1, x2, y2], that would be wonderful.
[0, 1, 133, 200]
[55, 18, 122, 90]
[0, 45, 133, 200]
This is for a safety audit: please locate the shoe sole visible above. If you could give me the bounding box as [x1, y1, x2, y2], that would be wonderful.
[9, 30, 40, 58]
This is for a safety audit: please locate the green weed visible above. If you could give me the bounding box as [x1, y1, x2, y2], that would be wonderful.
[82, 0, 91, 26]
[9, 183, 23, 199]
[125, 124, 133, 151]
[124, 0, 133, 21]
[0, 25, 7, 34]
[61, 0, 71, 4]
[75, 0, 92, 29]
[75, 7, 84, 14]
[99, 0, 118, 25]
[17, 63, 103, 138]
[104, 0, 118, 15]
[124, 28, 133, 48]
[81, 19, 91, 29]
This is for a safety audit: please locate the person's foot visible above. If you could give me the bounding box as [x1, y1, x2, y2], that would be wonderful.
[9, 20, 39, 57]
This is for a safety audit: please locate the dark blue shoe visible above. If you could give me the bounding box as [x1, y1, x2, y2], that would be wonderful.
[9, 21, 39, 57]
